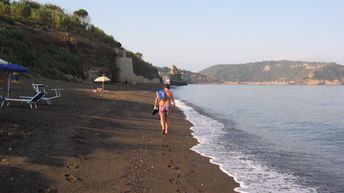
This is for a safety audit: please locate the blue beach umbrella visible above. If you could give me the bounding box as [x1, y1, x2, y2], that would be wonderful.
[0, 63, 30, 72]
[0, 63, 30, 97]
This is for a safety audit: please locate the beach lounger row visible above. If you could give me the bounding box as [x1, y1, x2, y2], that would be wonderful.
[20, 87, 63, 105]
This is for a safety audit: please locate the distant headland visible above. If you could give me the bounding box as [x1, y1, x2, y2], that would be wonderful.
[199, 60, 344, 85]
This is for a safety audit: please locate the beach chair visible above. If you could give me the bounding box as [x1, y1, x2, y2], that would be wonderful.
[32, 83, 47, 94]
[0, 96, 4, 108]
[1, 91, 45, 109]
[41, 88, 63, 105]
[21, 84, 63, 105]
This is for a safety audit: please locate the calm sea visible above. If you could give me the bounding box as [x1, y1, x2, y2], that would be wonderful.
[174, 85, 344, 193]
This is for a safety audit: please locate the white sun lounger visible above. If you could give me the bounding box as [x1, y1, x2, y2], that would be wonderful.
[1, 91, 45, 109]
[0, 96, 4, 107]
[32, 83, 46, 93]
[21, 84, 63, 105]
[41, 88, 63, 105]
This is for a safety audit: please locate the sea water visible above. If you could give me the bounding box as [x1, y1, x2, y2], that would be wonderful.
[174, 85, 344, 193]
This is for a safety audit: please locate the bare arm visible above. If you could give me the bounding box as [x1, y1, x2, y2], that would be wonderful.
[171, 94, 176, 108]
[154, 96, 159, 108]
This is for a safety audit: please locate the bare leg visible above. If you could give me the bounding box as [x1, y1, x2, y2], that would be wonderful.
[160, 114, 165, 134]
[164, 116, 168, 134]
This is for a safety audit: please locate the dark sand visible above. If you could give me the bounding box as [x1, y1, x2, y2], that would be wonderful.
[0, 79, 239, 193]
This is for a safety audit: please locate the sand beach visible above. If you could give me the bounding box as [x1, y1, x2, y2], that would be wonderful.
[0, 79, 238, 193]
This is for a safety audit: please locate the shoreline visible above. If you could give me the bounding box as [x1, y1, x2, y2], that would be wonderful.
[0, 79, 239, 193]
[176, 99, 244, 193]
[174, 85, 330, 193]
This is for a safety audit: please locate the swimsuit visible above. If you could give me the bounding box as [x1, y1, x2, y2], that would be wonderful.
[159, 104, 170, 115]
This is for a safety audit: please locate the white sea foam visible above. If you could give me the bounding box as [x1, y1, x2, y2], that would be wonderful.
[176, 99, 318, 193]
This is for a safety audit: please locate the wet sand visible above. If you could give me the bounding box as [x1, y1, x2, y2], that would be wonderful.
[0, 79, 239, 193]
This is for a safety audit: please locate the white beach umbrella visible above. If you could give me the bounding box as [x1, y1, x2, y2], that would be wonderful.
[94, 75, 111, 89]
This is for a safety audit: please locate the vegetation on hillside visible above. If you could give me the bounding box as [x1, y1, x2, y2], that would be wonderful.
[126, 51, 160, 80]
[0, 0, 159, 81]
[200, 60, 344, 84]
[157, 66, 219, 84]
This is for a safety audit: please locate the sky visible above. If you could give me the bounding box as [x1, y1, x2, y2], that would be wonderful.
[35, 0, 344, 72]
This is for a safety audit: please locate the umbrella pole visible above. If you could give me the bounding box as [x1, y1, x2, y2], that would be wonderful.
[7, 73, 10, 98]
[102, 81, 104, 90]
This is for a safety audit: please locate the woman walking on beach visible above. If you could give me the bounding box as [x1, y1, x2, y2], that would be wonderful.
[154, 84, 176, 134]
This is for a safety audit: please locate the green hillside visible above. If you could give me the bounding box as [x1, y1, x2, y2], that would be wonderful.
[200, 60, 344, 85]
[0, 0, 159, 81]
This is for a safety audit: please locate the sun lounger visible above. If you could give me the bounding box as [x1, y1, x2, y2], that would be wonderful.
[32, 83, 46, 93]
[1, 91, 45, 109]
[41, 88, 63, 105]
[21, 84, 63, 105]
[21, 88, 63, 105]
[0, 96, 4, 107]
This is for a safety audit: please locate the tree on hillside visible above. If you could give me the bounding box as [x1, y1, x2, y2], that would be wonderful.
[45, 4, 63, 12]
[22, 0, 41, 9]
[11, 1, 32, 18]
[1, 0, 10, 5]
[0, 1, 11, 16]
[73, 9, 90, 27]
[135, 52, 143, 59]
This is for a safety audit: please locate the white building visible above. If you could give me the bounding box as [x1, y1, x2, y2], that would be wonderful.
[115, 50, 160, 84]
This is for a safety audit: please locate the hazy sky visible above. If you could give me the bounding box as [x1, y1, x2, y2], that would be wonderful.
[35, 0, 344, 71]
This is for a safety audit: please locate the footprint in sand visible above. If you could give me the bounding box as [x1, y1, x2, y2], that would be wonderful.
[169, 179, 176, 184]
[39, 186, 57, 193]
[74, 155, 88, 160]
[66, 163, 79, 169]
[65, 174, 79, 183]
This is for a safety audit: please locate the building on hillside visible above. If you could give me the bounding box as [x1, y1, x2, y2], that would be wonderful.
[115, 49, 160, 84]
[160, 74, 170, 85]
[169, 65, 187, 86]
